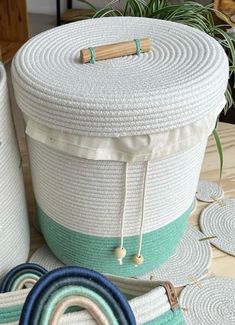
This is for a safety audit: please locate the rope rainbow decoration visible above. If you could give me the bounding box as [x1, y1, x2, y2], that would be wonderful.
[19, 266, 136, 325]
[0, 263, 47, 293]
[0, 263, 47, 324]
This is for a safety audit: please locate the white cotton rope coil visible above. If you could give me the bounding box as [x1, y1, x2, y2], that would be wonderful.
[200, 198, 235, 256]
[136, 225, 212, 287]
[196, 180, 224, 203]
[179, 277, 235, 325]
[12, 17, 228, 137]
[0, 63, 29, 278]
[27, 137, 207, 236]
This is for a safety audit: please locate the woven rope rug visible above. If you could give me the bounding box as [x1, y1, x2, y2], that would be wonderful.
[179, 277, 235, 324]
[137, 225, 212, 287]
[0, 63, 29, 278]
[196, 180, 224, 203]
[12, 17, 229, 276]
[200, 198, 235, 256]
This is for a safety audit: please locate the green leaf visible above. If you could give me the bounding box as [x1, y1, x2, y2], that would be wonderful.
[93, 8, 123, 17]
[212, 27, 235, 68]
[212, 128, 224, 182]
[123, 0, 146, 16]
[76, 0, 97, 11]
[93, 0, 123, 17]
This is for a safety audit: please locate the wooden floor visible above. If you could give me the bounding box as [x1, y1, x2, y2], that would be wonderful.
[19, 122, 235, 287]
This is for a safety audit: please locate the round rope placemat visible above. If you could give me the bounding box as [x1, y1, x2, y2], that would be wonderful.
[196, 180, 224, 203]
[179, 277, 235, 324]
[190, 198, 197, 215]
[200, 198, 235, 256]
[136, 225, 212, 287]
[29, 245, 64, 271]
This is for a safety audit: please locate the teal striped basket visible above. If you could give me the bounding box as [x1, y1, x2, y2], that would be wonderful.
[12, 17, 228, 276]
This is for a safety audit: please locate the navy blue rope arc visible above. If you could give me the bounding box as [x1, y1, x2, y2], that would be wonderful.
[19, 266, 136, 325]
[25, 276, 128, 325]
[0, 263, 48, 293]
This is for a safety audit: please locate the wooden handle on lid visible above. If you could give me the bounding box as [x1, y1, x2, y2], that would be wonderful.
[80, 38, 152, 63]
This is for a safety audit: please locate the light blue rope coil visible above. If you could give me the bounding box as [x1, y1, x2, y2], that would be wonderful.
[89, 47, 96, 64]
[134, 39, 141, 56]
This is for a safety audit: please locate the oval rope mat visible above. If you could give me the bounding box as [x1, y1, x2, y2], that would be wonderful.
[190, 198, 197, 215]
[196, 180, 224, 203]
[29, 245, 64, 271]
[179, 277, 235, 325]
[136, 225, 212, 287]
[200, 198, 235, 256]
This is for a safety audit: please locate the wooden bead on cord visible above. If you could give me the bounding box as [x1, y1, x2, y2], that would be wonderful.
[132, 254, 144, 266]
[114, 247, 126, 265]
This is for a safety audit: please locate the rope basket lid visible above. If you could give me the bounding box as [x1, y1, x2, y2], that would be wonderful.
[179, 277, 235, 324]
[12, 17, 229, 137]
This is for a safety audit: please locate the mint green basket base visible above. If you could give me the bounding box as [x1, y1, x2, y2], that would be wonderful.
[0, 305, 22, 324]
[0, 302, 184, 325]
[36, 204, 191, 277]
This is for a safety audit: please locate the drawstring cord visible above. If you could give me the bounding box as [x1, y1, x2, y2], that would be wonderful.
[114, 161, 149, 267]
[114, 162, 128, 264]
[133, 160, 149, 266]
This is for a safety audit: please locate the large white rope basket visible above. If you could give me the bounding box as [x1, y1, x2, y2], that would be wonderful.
[0, 63, 30, 277]
[11, 17, 228, 276]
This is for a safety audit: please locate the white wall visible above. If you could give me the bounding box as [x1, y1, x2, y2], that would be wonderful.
[27, 0, 210, 15]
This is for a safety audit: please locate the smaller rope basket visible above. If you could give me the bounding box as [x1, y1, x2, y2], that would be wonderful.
[0, 261, 184, 325]
[0, 64, 29, 278]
